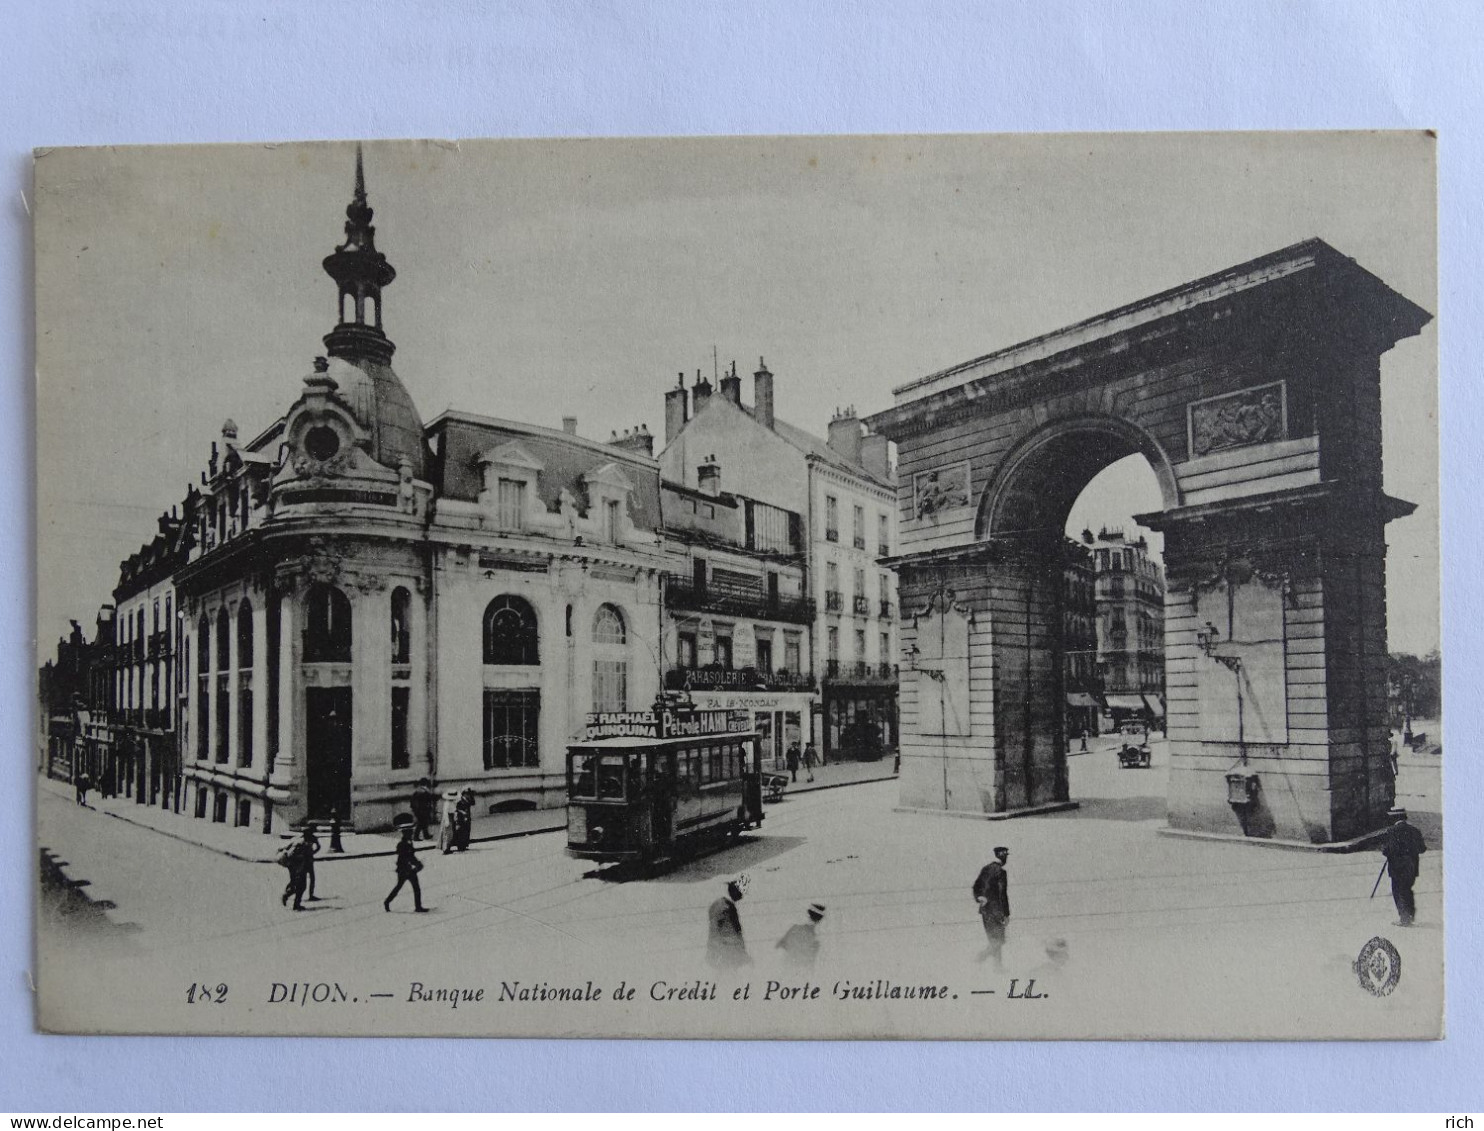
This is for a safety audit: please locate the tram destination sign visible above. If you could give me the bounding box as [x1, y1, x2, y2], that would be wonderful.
[584, 709, 752, 741]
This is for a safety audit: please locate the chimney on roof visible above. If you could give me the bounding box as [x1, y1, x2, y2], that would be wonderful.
[664, 372, 689, 445]
[697, 454, 722, 497]
[754, 357, 774, 430]
[860, 431, 891, 480]
[692, 369, 713, 414]
[827, 406, 863, 465]
[719, 360, 742, 405]
[609, 423, 654, 458]
[562, 416, 578, 436]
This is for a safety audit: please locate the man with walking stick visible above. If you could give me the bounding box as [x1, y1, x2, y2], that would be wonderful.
[1376, 806, 1426, 927]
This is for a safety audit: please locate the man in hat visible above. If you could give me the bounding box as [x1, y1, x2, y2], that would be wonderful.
[279, 835, 310, 912]
[776, 903, 826, 967]
[299, 825, 323, 901]
[1380, 806, 1426, 926]
[384, 816, 428, 913]
[707, 877, 751, 968]
[972, 847, 1011, 966]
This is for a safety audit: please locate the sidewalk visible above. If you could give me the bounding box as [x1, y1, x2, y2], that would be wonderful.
[763, 757, 898, 796]
[36, 774, 561, 864]
[37, 759, 898, 863]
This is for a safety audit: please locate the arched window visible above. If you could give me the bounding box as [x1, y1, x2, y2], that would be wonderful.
[216, 607, 230, 671]
[591, 603, 628, 713]
[483, 595, 539, 665]
[391, 587, 412, 665]
[196, 615, 211, 760]
[199, 615, 211, 676]
[341, 291, 353, 324]
[237, 601, 254, 670]
[366, 294, 379, 327]
[304, 584, 352, 663]
[593, 604, 626, 645]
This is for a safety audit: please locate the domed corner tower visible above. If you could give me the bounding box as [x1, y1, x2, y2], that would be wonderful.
[314, 143, 428, 482]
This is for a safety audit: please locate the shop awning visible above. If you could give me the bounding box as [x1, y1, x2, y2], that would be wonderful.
[1104, 694, 1148, 712]
[1141, 694, 1165, 716]
[1065, 693, 1100, 709]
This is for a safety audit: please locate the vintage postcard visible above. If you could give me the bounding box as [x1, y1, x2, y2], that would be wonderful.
[33, 133, 1441, 1039]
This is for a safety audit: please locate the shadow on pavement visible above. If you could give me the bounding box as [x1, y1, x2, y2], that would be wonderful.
[1052, 794, 1167, 823]
[589, 835, 807, 885]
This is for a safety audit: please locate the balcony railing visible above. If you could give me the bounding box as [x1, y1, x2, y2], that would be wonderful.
[666, 577, 815, 626]
[665, 666, 818, 694]
[824, 660, 900, 684]
[825, 590, 842, 613]
[852, 595, 871, 616]
[879, 600, 894, 620]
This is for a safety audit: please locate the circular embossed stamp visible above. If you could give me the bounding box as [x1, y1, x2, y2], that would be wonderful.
[1354, 936, 1402, 997]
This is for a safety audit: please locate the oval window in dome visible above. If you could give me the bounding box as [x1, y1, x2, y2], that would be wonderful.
[305, 425, 341, 462]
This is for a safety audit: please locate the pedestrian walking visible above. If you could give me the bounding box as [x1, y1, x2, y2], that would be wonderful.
[300, 826, 322, 901]
[1079, 728, 1089, 753]
[802, 741, 818, 783]
[278, 836, 310, 911]
[806, 739, 822, 770]
[411, 778, 436, 841]
[707, 876, 751, 969]
[74, 770, 92, 806]
[776, 903, 826, 967]
[384, 816, 428, 913]
[1380, 806, 1426, 926]
[972, 846, 1011, 967]
[785, 743, 800, 784]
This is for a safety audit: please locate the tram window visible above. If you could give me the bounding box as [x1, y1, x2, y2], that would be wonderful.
[695, 748, 708, 784]
[597, 755, 626, 799]
[573, 755, 597, 798]
[728, 743, 740, 778]
[710, 745, 723, 782]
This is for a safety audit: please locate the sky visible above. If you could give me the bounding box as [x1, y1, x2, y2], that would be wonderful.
[34, 132, 1438, 654]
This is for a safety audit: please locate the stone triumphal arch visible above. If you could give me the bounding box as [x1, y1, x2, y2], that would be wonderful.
[866, 240, 1431, 844]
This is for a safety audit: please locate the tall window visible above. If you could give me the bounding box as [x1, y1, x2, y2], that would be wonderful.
[880, 632, 891, 667]
[713, 635, 733, 670]
[677, 632, 697, 669]
[304, 584, 352, 663]
[878, 512, 889, 556]
[825, 495, 839, 541]
[855, 629, 866, 659]
[237, 601, 254, 768]
[604, 499, 622, 543]
[853, 504, 865, 549]
[784, 637, 801, 675]
[391, 686, 411, 770]
[827, 626, 839, 661]
[391, 587, 412, 665]
[497, 478, 525, 530]
[483, 595, 538, 665]
[591, 604, 628, 713]
[196, 616, 210, 760]
[755, 635, 773, 674]
[483, 689, 540, 769]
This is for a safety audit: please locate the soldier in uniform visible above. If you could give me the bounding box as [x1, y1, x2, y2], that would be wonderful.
[707, 877, 751, 968]
[776, 903, 826, 967]
[972, 846, 1011, 966]
[1381, 806, 1427, 926]
[384, 817, 428, 913]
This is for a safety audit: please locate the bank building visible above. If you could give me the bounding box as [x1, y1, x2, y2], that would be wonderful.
[118, 151, 672, 833]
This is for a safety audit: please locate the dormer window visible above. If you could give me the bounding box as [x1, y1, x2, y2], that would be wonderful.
[497, 478, 526, 531]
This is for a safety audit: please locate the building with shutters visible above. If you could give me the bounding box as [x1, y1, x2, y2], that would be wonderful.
[658, 364, 900, 762]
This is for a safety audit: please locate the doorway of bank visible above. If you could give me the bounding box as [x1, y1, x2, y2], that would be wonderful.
[306, 686, 352, 823]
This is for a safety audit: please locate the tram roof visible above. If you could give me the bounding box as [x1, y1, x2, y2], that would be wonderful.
[568, 731, 759, 751]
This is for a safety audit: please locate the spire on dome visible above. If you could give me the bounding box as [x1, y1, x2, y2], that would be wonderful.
[322, 143, 397, 365]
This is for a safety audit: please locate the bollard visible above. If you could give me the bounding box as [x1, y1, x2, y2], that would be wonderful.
[329, 809, 345, 854]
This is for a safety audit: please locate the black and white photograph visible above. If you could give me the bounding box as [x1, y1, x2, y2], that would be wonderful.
[32, 132, 1440, 1039]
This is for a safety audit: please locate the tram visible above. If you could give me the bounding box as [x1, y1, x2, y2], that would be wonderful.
[566, 704, 765, 864]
